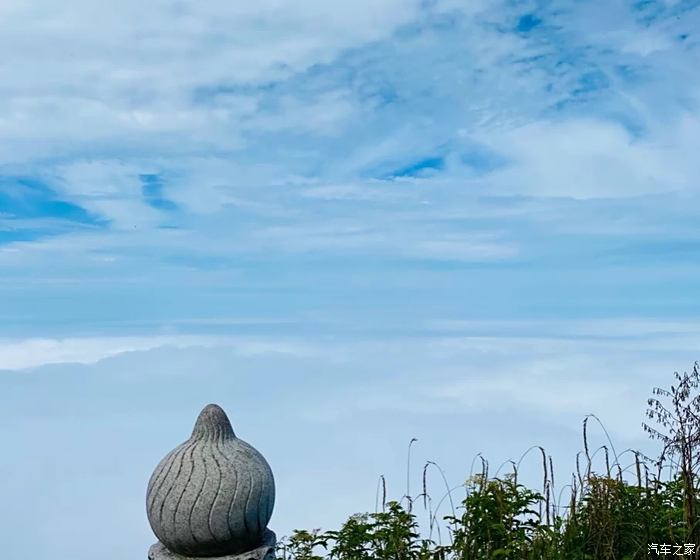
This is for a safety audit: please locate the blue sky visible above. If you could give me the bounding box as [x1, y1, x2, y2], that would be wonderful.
[1, 1, 700, 558]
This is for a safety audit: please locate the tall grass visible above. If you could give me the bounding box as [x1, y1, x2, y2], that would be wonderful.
[278, 362, 700, 560]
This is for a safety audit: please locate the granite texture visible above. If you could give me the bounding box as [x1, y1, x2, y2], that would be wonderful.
[146, 404, 276, 558]
[148, 530, 277, 560]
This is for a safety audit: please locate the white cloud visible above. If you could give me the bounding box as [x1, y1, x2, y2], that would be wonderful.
[250, 90, 358, 136]
[0, 0, 435, 165]
[474, 117, 700, 198]
[51, 160, 164, 229]
[0, 334, 325, 371]
[245, 221, 518, 261]
[308, 330, 695, 441]
[428, 317, 700, 338]
[2, 0, 698, 257]
[0, 335, 213, 370]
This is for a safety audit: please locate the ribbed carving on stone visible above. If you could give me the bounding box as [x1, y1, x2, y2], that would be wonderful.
[146, 404, 275, 558]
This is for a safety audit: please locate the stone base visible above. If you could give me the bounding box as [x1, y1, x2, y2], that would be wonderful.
[148, 530, 276, 560]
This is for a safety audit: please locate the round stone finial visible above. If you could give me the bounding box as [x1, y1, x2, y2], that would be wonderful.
[146, 404, 276, 558]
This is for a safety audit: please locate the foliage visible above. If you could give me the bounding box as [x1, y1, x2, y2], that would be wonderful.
[278, 362, 700, 560]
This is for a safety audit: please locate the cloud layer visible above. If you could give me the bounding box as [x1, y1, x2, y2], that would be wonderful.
[2, 320, 699, 559]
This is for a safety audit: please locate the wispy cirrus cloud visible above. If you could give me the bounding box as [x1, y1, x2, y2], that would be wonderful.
[2, 0, 698, 270]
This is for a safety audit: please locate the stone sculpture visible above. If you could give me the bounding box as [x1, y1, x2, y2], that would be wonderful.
[146, 404, 276, 560]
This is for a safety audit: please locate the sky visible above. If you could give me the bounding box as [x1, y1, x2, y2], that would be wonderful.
[1, 0, 700, 558]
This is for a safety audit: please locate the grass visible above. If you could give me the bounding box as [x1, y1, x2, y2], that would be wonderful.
[277, 362, 700, 560]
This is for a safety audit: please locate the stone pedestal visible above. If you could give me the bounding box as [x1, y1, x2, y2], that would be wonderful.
[146, 404, 276, 560]
[148, 530, 276, 560]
